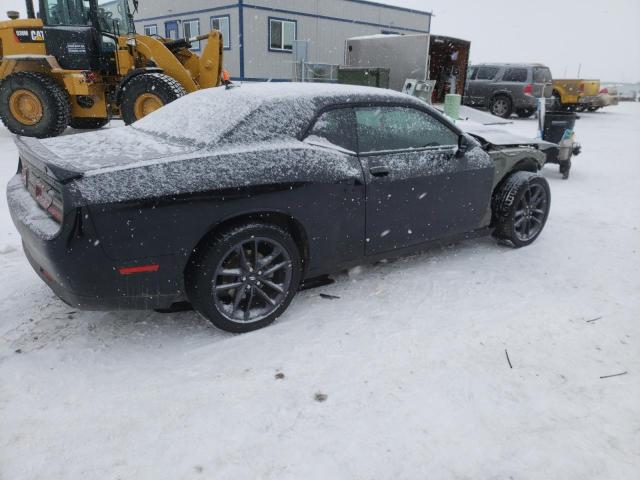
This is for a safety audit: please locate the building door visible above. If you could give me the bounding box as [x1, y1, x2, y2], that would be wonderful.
[165, 20, 179, 40]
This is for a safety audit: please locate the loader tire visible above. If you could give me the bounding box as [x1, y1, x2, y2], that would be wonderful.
[69, 117, 109, 130]
[120, 73, 187, 125]
[0, 72, 70, 138]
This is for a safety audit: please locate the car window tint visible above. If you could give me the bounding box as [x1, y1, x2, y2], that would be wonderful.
[467, 67, 477, 80]
[476, 67, 499, 80]
[502, 68, 528, 82]
[533, 67, 552, 83]
[306, 108, 356, 152]
[355, 107, 458, 153]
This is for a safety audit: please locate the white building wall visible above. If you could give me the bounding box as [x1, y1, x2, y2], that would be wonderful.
[134, 0, 431, 81]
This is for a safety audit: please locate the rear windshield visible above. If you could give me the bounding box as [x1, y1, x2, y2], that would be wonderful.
[533, 67, 552, 83]
[132, 85, 329, 146]
[132, 88, 262, 145]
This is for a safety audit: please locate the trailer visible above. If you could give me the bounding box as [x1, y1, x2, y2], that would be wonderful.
[344, 34, 471, 103]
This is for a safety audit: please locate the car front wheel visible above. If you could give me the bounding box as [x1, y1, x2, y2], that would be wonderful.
[186, 223, 302, 333]
[492, 172, 551, 248]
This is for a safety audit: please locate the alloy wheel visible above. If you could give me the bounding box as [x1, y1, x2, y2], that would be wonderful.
[513, 183, 548, 242]
[212, 237, 293, 323]
[492, 98, 509, 117]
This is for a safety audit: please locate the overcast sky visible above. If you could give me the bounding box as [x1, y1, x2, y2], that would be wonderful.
[4, 0, 639, 82]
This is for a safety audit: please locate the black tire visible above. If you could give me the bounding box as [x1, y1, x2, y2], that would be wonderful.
[186, 223, 302, 333]
[0, 71, 70, 138]
[69, 117, 109, 130]
[492, 171, 551, 248]
[120, 73, 187, 125]
[516, 109, 535, 118]
[490, 95, 513, 118]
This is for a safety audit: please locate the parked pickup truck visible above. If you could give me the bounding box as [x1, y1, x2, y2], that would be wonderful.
[552, 79, 601, 111]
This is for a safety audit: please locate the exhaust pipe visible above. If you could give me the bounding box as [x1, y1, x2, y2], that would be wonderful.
[25, 0, 35, 19]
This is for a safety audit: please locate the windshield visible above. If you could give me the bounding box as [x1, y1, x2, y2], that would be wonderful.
[42, 0, 134, 35]
[93, 0, 133, 35]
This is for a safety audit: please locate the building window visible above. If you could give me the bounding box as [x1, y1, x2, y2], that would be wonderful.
[183, 19, 200, 51]
[269, 18, 296, 52]
[144, 24, 157, 36]
[211, 15, 231, 49]
[165, 20, 179, 40]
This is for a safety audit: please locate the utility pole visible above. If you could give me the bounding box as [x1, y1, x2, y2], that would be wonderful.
[577, 63, 582, 78]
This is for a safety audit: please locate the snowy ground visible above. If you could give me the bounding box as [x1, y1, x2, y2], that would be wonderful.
[1, 104, 639, 480]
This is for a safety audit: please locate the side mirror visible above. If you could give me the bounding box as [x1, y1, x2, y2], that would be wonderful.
[456, 134, 469, 158]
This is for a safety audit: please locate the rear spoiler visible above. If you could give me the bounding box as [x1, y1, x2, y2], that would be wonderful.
[14, 136, 83, 183]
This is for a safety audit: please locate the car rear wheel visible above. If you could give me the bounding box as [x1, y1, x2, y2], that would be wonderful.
[0, 71, 70, 138]
[120, 73, 187, 125]
[186, 223, 302, 333]
[492, 171, 551, 248]
[490, 95, 513, 118]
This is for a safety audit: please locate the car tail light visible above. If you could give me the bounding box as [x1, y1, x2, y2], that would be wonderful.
[47, 203, 64, 223]
[21, 165, 28, 187]
[25, 164, 64, 224]
[600, 88, 609, 94]
[523, 84, 533, 95]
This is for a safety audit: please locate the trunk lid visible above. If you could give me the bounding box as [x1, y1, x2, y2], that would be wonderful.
[21, 126, 198, 182]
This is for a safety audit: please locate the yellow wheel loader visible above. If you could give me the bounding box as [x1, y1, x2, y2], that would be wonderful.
[0, 0, 226, 138]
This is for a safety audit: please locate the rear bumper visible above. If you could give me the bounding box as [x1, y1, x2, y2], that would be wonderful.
[514, 95, 539, 109]
[8, 175, 184, 311]
[579, 95, 599, 105]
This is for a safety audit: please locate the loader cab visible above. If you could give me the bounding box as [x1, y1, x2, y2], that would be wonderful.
[38, 0, 136, 73]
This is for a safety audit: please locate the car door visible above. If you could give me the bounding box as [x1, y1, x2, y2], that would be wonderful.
[355, 105, 494, 256]
[463, 66, 477, 104]
[302, 107, 367, 266]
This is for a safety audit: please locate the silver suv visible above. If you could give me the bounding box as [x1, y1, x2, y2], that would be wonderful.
[464, 63, 553, 118]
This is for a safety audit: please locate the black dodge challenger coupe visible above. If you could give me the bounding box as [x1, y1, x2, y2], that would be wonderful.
[8, 84, 551, 332]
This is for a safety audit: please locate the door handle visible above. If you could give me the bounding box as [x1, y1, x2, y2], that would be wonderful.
[369, 165, 390, 177]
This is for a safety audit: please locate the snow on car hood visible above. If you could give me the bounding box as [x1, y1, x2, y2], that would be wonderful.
[36, 126, 197, 175]
[460, 121, 557, 149]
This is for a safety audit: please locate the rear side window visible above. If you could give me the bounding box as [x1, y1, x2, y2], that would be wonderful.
[475, 67, 499, 80]
[355, 107, 458, 153]
[533, 67, 552, 83]
[502, 68, 528, 82]
[306, 108, 357, 152]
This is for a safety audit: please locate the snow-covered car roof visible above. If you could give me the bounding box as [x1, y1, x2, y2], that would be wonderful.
[132, 83, 417, 145]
